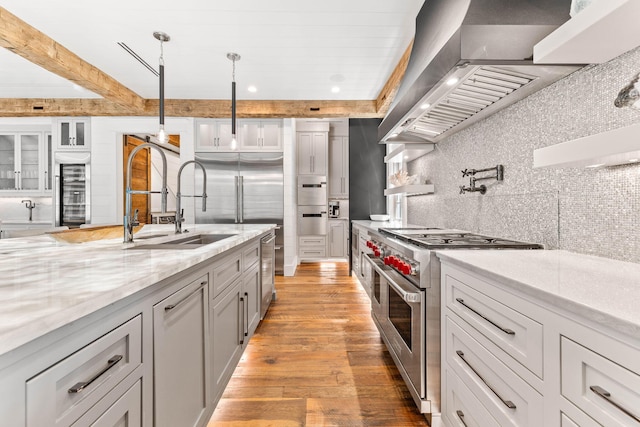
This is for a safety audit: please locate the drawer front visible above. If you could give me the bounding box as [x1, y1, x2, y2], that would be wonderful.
[26, 315, 142, 427]
[299, 247, 326, 258]
[243, 240, 260, 270]
[72, 380, 141, 427]
[560, 413, 581, 427]
[444, 368, 501, 427]
[299, 236, 326, 247]
[445, 271, 543, 378]
[211, 251, 242, 297]
[561, 337, 640, 426]
[445, 315, 543, 427]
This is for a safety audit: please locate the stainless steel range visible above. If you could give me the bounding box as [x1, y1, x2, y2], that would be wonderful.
[362, 227, 542, 425]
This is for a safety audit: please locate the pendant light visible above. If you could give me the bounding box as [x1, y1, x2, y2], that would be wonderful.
[154, 31, 170, 144]
[227, 52, 241, 150]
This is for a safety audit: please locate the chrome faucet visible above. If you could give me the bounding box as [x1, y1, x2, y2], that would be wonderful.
[21, 199, 36, 221]
[175, 160, 207, 234]
[124, 143, 168, 243]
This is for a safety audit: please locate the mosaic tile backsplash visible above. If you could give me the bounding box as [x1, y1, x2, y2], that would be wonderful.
[407, 46, 640, 263]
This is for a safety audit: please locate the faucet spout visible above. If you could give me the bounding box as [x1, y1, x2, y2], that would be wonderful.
[22, 199, 36, 221]
[175, 160, 207, 234]
[124, 143, 169, 243]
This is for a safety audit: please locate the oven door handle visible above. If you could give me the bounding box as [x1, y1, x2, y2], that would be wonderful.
[366, 255, 421, 303]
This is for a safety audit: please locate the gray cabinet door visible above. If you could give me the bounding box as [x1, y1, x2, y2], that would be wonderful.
[211, 279, 244, 403]
[329, 221, 346, 258]
[243, 264, 261, 340]
[153, 275, 209, 427]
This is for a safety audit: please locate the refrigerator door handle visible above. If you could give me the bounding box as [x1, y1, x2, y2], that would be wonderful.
[53, 175, 60, 226]
[234, 176, 239, 223]
[239, 176, 244, 223]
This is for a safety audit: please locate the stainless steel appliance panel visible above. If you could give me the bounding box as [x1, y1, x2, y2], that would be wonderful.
[239, 153, 284, 223]
[194, 153, 241, 224]
[298, 206, 327, 235]
[297, 175, 327, 206]
[260, 232, 276, 319]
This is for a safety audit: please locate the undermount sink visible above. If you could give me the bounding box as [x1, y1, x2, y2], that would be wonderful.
[129, 233, 237, 250]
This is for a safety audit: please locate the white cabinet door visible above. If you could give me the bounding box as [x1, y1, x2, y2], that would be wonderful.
[329, 136, 348, 198]
[329, 221, 346, 258]
[58, 119, 89, 149]
[196, 120, 235, 151]
[211, 279, 244, 402]
[297, 132, 327, 175]
[239, 120, 282, 151]
[153, 275, 209, 427]
[243, 263, 261, 340]
[0, 132, 45, 193]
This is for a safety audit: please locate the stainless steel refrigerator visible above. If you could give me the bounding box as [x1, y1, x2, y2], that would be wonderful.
[54, 152, 91, 228]
[194, 152, 284, 274]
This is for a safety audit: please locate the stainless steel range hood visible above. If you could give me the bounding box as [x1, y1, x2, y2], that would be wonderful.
[379, 0, 583, 143]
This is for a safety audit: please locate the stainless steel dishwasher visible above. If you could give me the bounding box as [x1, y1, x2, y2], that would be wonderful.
[260, 232, 276, 319]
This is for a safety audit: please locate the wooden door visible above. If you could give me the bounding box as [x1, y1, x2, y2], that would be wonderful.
[123, 135, 151, 224]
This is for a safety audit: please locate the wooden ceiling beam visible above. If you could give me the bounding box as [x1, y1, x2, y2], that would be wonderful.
[375, 40, 413, 116]
[0, 98, 382, 118]
[0, 7, 145, 113]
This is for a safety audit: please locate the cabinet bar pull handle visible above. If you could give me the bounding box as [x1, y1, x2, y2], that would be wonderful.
[239, 296, 245, 345]
[456, 410, 469, 427]
[456, 350, 516, 409]
[68, 355, 123, 393]
[165, 282, 206, 312]
[590, 385, 640, 423]
[456, 298, 515, 335]
[244, 292, 249, 336]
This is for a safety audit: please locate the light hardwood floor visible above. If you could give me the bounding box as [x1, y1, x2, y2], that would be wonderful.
[207, 261, 430, 427]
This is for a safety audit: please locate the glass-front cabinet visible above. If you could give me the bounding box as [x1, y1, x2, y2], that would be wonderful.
[56, 118, 90, 149]
[0, 132, 44, 192]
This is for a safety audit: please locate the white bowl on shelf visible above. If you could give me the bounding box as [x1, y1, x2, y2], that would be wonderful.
[370, 214, 390, 221]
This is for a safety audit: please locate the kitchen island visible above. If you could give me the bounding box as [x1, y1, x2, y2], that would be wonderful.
[0, 223, 275, 427]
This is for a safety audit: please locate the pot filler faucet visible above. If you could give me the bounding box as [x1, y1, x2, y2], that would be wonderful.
[175, 160, 207, 234]
[21, 199, 36, 221]
[124, 143, 168, 243]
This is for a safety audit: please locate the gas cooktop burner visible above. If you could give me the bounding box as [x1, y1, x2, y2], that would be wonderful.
[379, 228, 543, 250]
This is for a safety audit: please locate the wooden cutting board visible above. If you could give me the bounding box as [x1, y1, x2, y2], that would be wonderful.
[47, 224, 143, 243]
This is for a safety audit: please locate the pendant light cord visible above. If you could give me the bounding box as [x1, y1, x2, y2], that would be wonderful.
[159, 39, 165, 125]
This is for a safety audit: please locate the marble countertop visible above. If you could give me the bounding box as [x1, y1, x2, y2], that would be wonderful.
[437, 250, 640, 339]
[0, 223, 275, 357]
[351, 219, 408, 231]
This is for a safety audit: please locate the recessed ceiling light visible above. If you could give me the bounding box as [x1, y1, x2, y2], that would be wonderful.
[248, 85, 257, 93]
[331, 86, 340, 93]
[446, 77, 459, 86]
[420, 103, 430, 109]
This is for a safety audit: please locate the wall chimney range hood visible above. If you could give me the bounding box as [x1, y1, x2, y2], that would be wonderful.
[379, 0, 583, 144]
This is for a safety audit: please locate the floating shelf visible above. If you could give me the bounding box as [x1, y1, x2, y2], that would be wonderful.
[384, 144, 435, 164]
[533, 123, 640, 169]
[534, 0, 640, 64]
[384, 184, 435, 197]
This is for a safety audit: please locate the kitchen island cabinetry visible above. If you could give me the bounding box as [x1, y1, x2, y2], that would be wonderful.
[0, 224, 274, 427]
[438, 250, 640, 427]
[153, 273, 210, 427]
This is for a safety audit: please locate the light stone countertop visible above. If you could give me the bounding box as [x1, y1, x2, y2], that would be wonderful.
[0, 223, 275, 357]
[351, 220, 410, 231]
[436, 250, 640, 340]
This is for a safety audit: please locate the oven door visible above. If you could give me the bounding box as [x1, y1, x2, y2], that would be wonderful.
[379, 268, 426, 400]
[363, 253, 382, 306]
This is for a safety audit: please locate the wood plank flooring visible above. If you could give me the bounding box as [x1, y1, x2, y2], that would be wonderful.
[207, 262, 429, 427]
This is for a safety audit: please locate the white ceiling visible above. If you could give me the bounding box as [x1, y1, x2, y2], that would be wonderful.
[0, 0, 423, 102]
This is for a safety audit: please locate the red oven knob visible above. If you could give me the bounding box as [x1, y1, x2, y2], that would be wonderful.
[374, 249, 381, 257]
[384, 256, 391, 265]
[366, 241, 372, 248]
[401, 263, 412, 275]
[392, 257, 400, 267]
